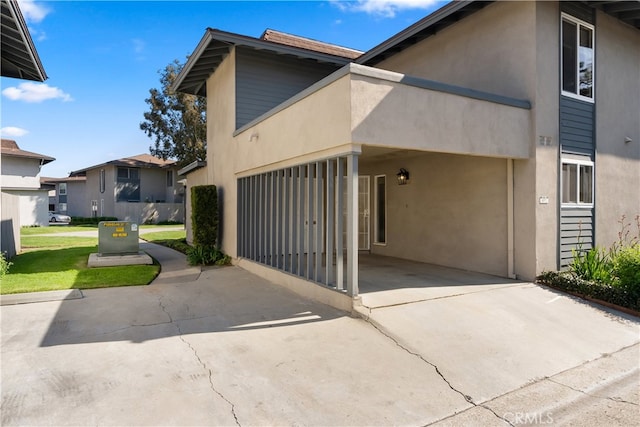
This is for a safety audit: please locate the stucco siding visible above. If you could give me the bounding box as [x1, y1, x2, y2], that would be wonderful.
[594, 11, 640, 249]
[1, 156, 42, 189]
[376, 1, 537, 102]
[350, 73, 531, 159]
[1, 191, 20, 258]
[360, 152, 508, 277]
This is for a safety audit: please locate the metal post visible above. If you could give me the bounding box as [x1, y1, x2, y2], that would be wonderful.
[325, 159, 335, 286]
[346, 154, 359, 297]
[335, 158, 344, 291]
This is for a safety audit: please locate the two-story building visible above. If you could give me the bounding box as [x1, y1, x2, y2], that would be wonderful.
[174, 1, 639, 305]
[1, 139, 55, 256]
[64, 154, 185, 224]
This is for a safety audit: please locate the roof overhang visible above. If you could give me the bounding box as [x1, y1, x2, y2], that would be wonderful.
[173, 29, 353, 97]
[178, 160, 207, 176]
[1, 0, 47, 81]
[589, 1, 640, 29]
[358, 0, 639, 67]
[357, 1, 494, 66]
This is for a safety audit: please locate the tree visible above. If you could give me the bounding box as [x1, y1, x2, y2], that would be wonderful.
[140, 59, 206, 167]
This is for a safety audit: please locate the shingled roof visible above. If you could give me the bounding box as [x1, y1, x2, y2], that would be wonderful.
[69, 153, 176, 176]
[1, 138, 55, 164]
[261, 29, 363, 60]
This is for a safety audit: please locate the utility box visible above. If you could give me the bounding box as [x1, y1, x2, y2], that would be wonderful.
[98, 221, 139, 256]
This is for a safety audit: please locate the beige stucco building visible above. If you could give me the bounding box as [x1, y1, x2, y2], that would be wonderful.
[175, 1, 640, 305]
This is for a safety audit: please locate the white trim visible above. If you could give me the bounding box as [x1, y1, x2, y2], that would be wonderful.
[373, 174, 387, 245]
[561, 157, 594, 208]
[561, 13, 595, 103]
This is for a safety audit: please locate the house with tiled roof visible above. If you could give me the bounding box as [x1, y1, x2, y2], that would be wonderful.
[1, 139, 55, 257]
[174, 1, 639, 307]
[64, 154, 184, 224]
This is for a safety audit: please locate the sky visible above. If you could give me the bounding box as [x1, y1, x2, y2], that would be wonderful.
[1, 0, 446, 178]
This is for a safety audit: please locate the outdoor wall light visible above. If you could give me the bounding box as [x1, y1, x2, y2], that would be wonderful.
[396, 168, 409, 185]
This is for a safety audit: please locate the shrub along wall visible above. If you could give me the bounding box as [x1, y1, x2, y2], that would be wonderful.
[191, 185, 218, 249]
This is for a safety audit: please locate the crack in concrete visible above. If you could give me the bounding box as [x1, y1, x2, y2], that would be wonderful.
[361, 318, 516, 426]
[158, 297, 241, 426]
[547, 377, 639, 406]
[363, 317, 517, 426]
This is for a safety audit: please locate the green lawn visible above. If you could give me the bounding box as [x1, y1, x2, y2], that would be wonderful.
[21, 225, 97, 235]
[1, 234, 160, 295]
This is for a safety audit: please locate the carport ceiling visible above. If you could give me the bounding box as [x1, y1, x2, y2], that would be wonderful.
[1, 0, 47, 81]
[589, 1, 640, 29]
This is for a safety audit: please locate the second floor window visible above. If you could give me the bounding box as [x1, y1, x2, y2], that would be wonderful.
[100, 169, 105, 193]
[562, 14, 594, 101]
[167, 170, 173, 187]
[58, 183, 67, 196]
[116, 167, 140, 202]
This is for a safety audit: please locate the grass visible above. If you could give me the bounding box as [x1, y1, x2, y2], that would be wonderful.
[140, 230, 190, 255]
[1, 232, 160, 295]
[21, 225, 98, 235]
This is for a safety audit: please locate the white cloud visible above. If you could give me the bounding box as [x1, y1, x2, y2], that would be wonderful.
[2, 82, 73, 103]
[17, 0, 50, 23]
[0, 127, 29, 137]
[132, 38, 146, 54]
[332, 0, 439, 18]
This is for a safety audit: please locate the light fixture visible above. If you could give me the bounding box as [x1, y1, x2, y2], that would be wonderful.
[625, 136, 632, 144]
[396, 168, 409, 185]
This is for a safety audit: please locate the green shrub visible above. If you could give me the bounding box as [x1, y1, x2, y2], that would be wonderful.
[570, 246, 613, 284]
[71, 216, 118, 225]
[187, 245, 230, 266]
[0, 252, 12, 277]
[191, 185, 218, 248]
[537, 271, 639, 311]
[613, 246, 640, 293]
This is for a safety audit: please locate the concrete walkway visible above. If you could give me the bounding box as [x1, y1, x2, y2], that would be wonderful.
[1, 239, 639, 425]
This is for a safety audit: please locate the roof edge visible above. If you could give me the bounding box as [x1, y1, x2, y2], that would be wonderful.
[3, 0, 48, 81]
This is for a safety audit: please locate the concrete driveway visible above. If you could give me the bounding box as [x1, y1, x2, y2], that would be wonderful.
[1, 247, 639, 426]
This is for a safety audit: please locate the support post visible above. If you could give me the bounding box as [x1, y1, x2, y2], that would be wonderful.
[346, 154, 358, 297]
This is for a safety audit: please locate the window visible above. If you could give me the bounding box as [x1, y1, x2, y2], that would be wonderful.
[116, 167, 141, 202]
[562, 14, 594, 101]
[562, 159, 593, 206]
[59, 203, 67, 212]
[99, 169, 105, 193]
[374, 175, 386, 244]
[58, 183, 67, 196]
[91, 200, 98, 218]
[167, 170, 173, 187]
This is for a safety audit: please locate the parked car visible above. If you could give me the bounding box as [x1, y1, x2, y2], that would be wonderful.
[49, 211, 71, 223]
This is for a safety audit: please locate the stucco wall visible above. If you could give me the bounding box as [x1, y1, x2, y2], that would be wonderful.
[377, 1, 537, 101]
[1, 156, 43, 189]
[5, 189, 49, 226]
[1, 191, 20, 258]
[594, 11, 640, 249]
[360, 152, 508, 277]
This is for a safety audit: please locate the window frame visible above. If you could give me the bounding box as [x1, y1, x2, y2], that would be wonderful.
[99, 169, 105, 193]
[167, 170, 174, 187]
[58, 183, 67, 196]
[561, 13, 595, 103]
[561, 158, 594, 208]
[373, 174, 387, 245]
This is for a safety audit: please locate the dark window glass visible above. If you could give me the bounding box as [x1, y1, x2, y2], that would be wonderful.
[562, 20, 577, 94]
[375, 176, 386, 244]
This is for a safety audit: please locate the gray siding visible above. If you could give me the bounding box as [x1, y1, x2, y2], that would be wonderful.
[560, 97, 595, 157]
[235, 47, 341, 129]
[560, 208, 594, 268]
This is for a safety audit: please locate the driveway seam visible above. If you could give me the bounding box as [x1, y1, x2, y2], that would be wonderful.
[547, 376, 639, 406]
[158, 297, 241, 427]
[361, 317, 515, 427]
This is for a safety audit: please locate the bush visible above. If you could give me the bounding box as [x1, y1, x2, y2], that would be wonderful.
[570, 246, 613, 284]
[613, 246, 640, 293]
[187, 245, 231, 266]
[0, 252, 12, 277]
[191, 185, 218, 248]
[71, 216, 118, 225]
[537, 271, 639, 311]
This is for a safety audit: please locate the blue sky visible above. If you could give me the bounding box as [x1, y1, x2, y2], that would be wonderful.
[1, 0, 445, 178]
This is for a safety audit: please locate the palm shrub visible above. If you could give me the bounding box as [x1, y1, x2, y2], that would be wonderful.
[570, 246, 613, 284]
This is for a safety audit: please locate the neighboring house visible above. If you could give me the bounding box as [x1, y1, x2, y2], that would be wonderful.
[66, 154, 185, 224]
[174, 1, 640, 300]
[1, 140, 55, 257]
[1, 0, 49, 258]
[41, 175, 87, 217]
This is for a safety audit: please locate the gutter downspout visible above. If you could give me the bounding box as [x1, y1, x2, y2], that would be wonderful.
[507, 159, 516, 279]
